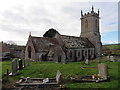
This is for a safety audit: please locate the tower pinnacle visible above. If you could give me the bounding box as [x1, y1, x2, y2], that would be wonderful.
[29, 32, 31, 36]
[98, 9, 99, 15]
[81, 10, 83, 16]
[92, 5, 94, 11]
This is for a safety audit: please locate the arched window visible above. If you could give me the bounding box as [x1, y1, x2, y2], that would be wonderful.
[88, 50, 91, 59]
[95, 20, 97, 27]
[28, 46, 31, 58]
[58, 56, 61, 62]
[74, 50, 77, 61]
[85, 20, 88, 28]
[82, 50, 85, 61]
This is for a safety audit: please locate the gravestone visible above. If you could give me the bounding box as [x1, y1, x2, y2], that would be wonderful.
[23, 59, 26, 68]
[110, 56, 115, 62]
[15, 60, 18, 72]
[98, 64, 108, 80]
[85, 59, 89, 65]
[18, 59, 23, 70]
[115, 56, 120, 62]
[56, 70, 61, 84]
[106, 56, 110, 61]
[12, 60, 18, 76]
[118, 59, 120, 62]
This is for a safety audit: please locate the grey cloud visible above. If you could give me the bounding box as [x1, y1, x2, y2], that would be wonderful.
[0, 24, 30, 34]
[2, 9, 29, 24]
[0, 1, 118, 45]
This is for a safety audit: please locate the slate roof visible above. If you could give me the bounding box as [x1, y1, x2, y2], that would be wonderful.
[31, 36, 59, 52]
[60, 35, 94, 48]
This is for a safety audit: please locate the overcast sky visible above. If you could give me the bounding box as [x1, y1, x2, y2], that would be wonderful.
[0, 0, 119, 45]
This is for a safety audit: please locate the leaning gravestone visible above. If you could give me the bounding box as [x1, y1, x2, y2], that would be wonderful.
[110, 56, 115, 62]
[12, 59, 18, 76]
[56, 70, 61, 84]
[98, 64, 108, 80]
[18, 59, 23, 70]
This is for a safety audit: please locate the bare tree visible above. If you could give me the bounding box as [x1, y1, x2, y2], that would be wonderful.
[6, 40, 17, 45]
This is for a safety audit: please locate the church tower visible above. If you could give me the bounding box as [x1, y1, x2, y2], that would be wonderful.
[80, 6, 102, 57]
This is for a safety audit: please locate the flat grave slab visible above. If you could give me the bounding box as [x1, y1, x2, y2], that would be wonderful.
[15, 70, 61, 87]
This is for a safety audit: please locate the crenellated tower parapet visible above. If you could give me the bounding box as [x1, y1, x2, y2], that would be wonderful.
[81, 6, 99, 19]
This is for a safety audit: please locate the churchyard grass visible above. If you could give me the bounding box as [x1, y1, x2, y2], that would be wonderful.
[1, 61, 11, 78]
[2, 58, 119, 88]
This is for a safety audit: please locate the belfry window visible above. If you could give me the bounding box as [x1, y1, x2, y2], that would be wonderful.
[95, 20, 97, 27]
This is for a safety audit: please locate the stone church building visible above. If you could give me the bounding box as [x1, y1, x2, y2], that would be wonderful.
[25, 6, 102, 62]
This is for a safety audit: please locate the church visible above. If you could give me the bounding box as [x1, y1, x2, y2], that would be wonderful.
[25, 6, 102, 63]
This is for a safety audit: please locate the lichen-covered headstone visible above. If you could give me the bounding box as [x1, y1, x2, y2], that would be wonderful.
[98, 64, 108, 80]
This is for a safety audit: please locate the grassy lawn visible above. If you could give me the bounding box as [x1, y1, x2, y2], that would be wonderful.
[2, 58, 119, 89]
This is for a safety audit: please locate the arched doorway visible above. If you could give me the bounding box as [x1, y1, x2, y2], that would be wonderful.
[58, 56, 61, 62]
[28, 46, 31, 59]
